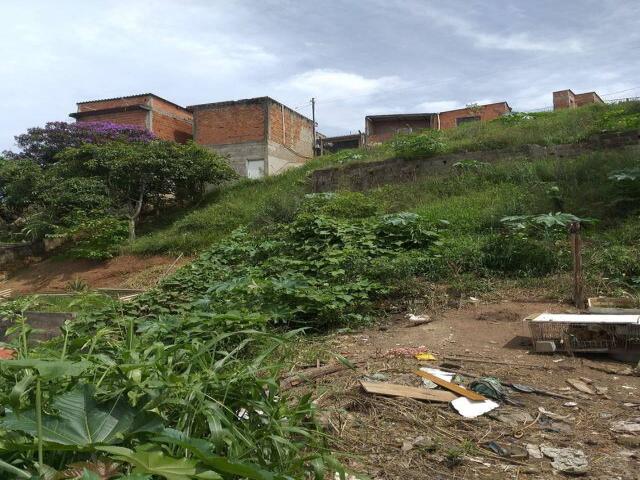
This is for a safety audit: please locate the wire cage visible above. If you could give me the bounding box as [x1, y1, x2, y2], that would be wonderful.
[527, 314, 640, 353]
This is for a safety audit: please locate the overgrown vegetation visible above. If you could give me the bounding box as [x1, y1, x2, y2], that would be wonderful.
[1, 102, 639, 478]
[0, 121, 235, 255]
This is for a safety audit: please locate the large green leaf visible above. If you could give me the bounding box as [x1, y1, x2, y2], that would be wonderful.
[1, 384, 163, 447]
[0, 359, 91, 380]
[97, 446, 221, 480]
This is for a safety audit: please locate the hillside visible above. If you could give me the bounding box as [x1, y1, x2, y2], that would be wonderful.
[1, 101, 640, 479]
[130, 101, 640, 301]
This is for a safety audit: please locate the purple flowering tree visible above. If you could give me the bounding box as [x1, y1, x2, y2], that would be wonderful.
[4, 121, 156, 166]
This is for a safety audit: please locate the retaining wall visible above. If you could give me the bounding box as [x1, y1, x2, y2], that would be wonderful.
[311, 130, 640, 193]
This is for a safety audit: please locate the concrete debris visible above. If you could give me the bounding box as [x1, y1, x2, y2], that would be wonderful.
[611, 418, 640, 434]
[526, 443, 543, 459]
[493, 410, 534, 428]
[400, 435, 434, 452]
[406, 314, 432, 327]
[566, 378, 595, 395]
[540, 445, 589, 475]
[594, 385, 609, 395]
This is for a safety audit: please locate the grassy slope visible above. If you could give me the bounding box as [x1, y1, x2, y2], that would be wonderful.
[130, 102, 640, 270]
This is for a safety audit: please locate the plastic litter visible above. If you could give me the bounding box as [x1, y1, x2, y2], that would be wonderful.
[469, 377, 508, 400]
[418, 367, 454, 389]
[451, 396, 499, 418]
[415, 352, 436, 361]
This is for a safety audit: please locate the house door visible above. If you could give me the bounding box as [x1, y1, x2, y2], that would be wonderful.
[246, 159, 265, 179]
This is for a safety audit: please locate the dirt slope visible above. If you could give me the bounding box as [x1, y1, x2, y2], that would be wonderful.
[4, 255, 189, 294]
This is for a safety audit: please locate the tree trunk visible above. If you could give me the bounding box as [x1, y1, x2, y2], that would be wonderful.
[128, 217, 136, 242]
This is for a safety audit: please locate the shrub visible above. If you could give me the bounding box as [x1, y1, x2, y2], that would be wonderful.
[300, 191, 380, 219]
[481, 234, 557, 276]
[391, 130, 446, 159]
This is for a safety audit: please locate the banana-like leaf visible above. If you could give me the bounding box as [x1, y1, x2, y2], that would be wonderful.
[97, 446, 221, 480]
[1, 384, 163, 447]
[0, 359, 91, 380]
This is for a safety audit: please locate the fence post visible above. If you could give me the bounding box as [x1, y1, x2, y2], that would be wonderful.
[569, 221, 586, 309]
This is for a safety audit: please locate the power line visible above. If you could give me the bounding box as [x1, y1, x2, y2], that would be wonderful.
[311, 39, 640, 108]
[601, 86, 640, 97]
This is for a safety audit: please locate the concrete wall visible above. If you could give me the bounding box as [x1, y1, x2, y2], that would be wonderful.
[205, 141, 266, 177]
[438, 102, 511, 130]
[311, 130, 640, 192]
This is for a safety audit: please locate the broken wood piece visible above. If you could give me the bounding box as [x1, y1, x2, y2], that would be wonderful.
[414, 370, 486, 401]
[281, 361, 363, 389]
[360, 381, 457, 402]
[443, 356, 543, 369]
[566, 378, 595, 395]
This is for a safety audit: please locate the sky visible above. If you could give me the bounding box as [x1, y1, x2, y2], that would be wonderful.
[1, 0, 639, 151]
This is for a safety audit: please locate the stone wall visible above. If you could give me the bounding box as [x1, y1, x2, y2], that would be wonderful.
[311, 130, 640, 193]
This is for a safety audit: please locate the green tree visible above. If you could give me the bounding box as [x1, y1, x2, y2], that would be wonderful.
[55, 141, 236, 240]
[0, 158, 43, 223]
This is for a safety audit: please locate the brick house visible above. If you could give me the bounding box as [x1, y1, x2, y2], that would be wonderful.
[364, 102, 511, 144]
[365, 113, 435, 144]
[320, 133, 366, 154]
[188, 97, 314, 178]
[70, 93, 193, 143]
[553, 89, 604, 110]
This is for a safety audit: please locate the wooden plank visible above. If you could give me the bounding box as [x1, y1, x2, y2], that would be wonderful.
[360, 381, 457, 402]
[414, 370, 486, 401]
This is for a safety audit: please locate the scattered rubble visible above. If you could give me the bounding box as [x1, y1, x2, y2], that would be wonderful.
[540, 445, 589, 475]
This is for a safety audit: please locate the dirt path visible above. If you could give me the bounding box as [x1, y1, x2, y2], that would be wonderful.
[299, 300, 640, 479]
[4, 255, 189, 294]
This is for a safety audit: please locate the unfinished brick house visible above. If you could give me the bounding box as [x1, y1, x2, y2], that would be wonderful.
[365, 102, 511, 144]
[553, 89, 604, 110]
[188, 97, 314, 178]
[70, 94, 193, 143]
[320, 133, 366, 154]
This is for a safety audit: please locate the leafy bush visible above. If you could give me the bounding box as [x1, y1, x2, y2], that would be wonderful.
[482, 234, 558, 276]
[300, 192, 380, 219]
[56, 215, 129, 260]
[391, 130, 446, 159]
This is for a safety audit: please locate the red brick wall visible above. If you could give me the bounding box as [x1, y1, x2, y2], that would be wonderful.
[574, 92, 604, 107]
[76, 110, 149, 129]
[193, 103, 265, 145]
[267, 101, 313, 154]
[439, 103, 510, 130]
[77, 95, 150, 112]
[367, 118, 432, 144]
[150, 97, 193, 143]
[553, 90, 576, 110]
[152, 113, 192, 143]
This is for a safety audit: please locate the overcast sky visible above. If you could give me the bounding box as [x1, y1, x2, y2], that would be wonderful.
[1, 0, 639, 151]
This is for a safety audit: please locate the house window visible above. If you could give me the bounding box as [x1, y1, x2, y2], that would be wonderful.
[246, 159, 265, 179]
[456, 116, 481, 126]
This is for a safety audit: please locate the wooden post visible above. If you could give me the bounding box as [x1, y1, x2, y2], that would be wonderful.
[311, 97, 316, 158]
[569, 221, 586, 309]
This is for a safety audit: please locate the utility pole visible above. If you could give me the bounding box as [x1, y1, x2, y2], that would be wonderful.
[311, 97, 316, 157]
